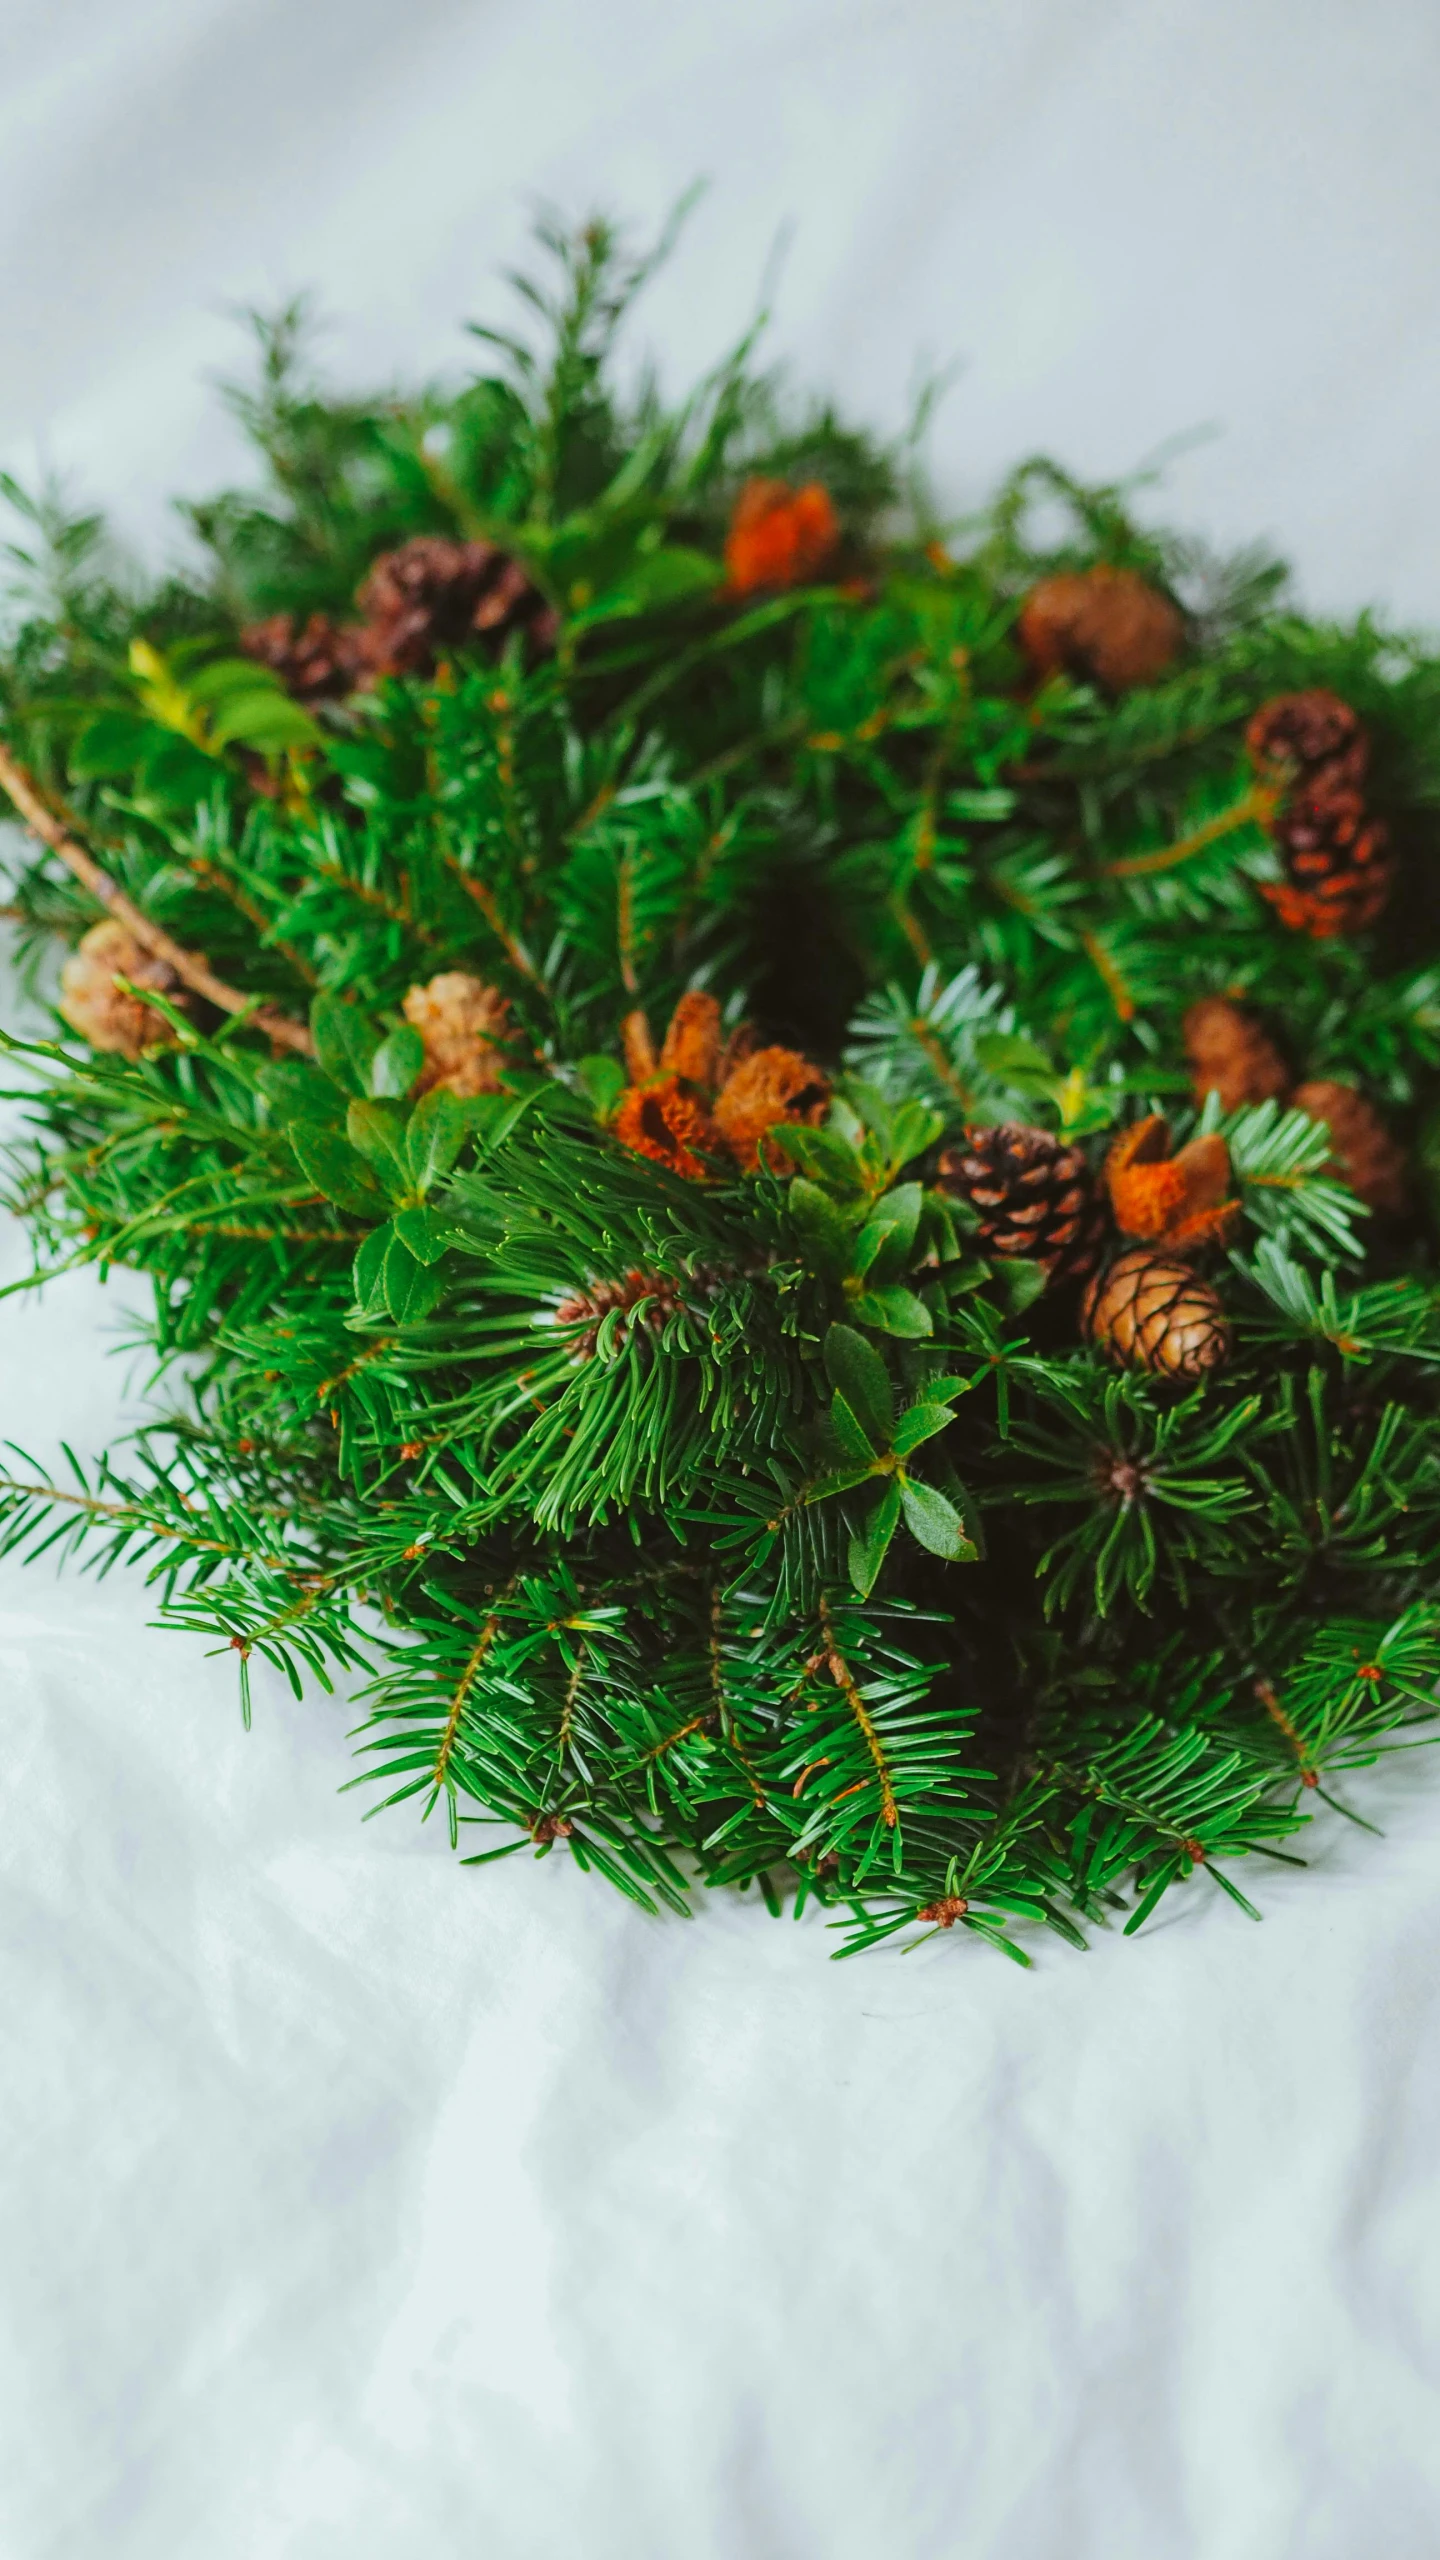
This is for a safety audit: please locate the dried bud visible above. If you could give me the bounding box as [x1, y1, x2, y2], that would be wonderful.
[711, 1046, 830, 1173]
[1182, 998, 1291, 1113]
[1104, 1115, 1241, 1252]
[724, 479, 839, 595]
[59, 921, 189, 1058]
[1291, 1080, 1409, 1215]
[613, 1077, 720, 1181]
[401, 971, 511, 1096]
[1016, 567, 1184, 694]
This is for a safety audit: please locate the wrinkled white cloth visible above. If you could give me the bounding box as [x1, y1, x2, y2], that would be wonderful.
[3, 5, 1440, 2554]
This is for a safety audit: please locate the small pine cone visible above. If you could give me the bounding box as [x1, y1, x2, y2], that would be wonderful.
[1182, 997, 1291, 1113]
[554, 1268, 688, 1357]
[58, 921, 189, 1057]
[1245, 689, 1368, 788]
[724, 479, 839, 594]
[401, 972, 511, 1097]
[1291, 1079, 1409, 1215]
[356, 537, 558, 679]
[1083, 1248, 1230, 1380]
[239, 612, 366, 704]
[1263, 779, 1394, 937]
[711, 1046, 830, 1173]
[1016, 567, 1184, 695]
[936, 1124, 1108, 1288]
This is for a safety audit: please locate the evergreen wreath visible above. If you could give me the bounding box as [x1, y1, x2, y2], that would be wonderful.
[4, 209, 1440, 1961]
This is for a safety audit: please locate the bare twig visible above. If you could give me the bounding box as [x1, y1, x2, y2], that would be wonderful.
[0, 743, 314, 1056]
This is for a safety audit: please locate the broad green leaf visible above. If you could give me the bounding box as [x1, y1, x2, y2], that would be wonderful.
[891, 1401, 956, 1459]
[351, 1222, 395, 1317]
[405, 1086, 467, 1191]
[988, 1256, 1049, 1314]
[575, 1054, 627, 1119]
[70, 711, 156, 778]
[346, 1097, 411, 1191]
[889, 1101, 945, 1167]
[899, 1476, 977, 1561]
[781, 1125, 869, 1195]
[851, 1285, 933, 1339]
[848, 1479, 903, 1598]
[391, 1204, 452, 1265]
[258, 1059, 346, 1128]
[854, 1181, 923, 1283]
[184, 655, 284, 705]
[830, 1391, 881, 1462]
[211, 691, 322, 752]
[789, 1177, 855, 1278]
[824, 1324, 893, 1448]
[311, 993, 379, 1097]
[289, 1124, 387, 1215]
[974, 1030, 1054, 1086]
[369, 1025, 426, 1099]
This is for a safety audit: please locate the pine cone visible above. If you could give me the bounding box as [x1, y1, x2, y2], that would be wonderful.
[936, 1124, 1108, 1288]
[239, 612, 366, 705]
[1264, 776, 1394, 937]
[1016, 567, 1184, 695]
[1083, 1248, 1230, 1380]
[356, 537, 558, 679]
[724, 479, 839, 594]
[1245, 689, 1368, 788]
[1182, 997, 1291, 1112]
[554, 1269, 689, 1358]
[401, 972, 512, 1096]
[58, 921, 190, 1058]
[1291, 1079, 1409, 1214]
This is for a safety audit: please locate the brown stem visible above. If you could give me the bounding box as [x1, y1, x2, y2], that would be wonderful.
[0, 744, 313, 1055]
[1098, 785, 1276, 880]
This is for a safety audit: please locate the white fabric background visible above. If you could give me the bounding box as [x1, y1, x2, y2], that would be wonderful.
[3, 5, 1440, 2553]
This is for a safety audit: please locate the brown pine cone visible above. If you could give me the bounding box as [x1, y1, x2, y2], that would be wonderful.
[1016, 567, 1184, 695]
[239, 612, 366, 705]
[356, 537, 558, 679]
[1291, 1080, 1409, 1214]
[1182, 997, 1291, 1112]
[401, 971, 512, 1097]
[1264, 776, 1394, 937]
[58, 921, 190, 1058]
[1245, 690, 1368, 788]
[1083, 1248, 1230, 1380]
[936, 1124, 1108, 1288]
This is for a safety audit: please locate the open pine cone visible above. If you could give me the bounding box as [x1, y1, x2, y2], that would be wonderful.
[357, 537, 558, 678]
[1292, 1080, 1408, 1214]
[58, 921, 190, 1058]
[935, 1124, 1108, 1288]
[239, 612, 367, 705]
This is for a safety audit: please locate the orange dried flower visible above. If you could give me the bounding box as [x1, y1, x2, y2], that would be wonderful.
[659, 988, 723, 1085]
[711, 1045, 831, 1173]
[613, 1076, 719, 1181]
[724, 479, 839, 595]
[1105, 1114, 1241, 1253]
[611, 993, 828, 1180]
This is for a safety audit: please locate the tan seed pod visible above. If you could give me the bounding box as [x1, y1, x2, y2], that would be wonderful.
[1082, 1247, 1230, 1380]
[401, 971, 511, 1097]
[1291, 1079, 1409, 1215]
[58, 920, 189, 1058]
[1182, 997, 1291, 1113]
[1016, 566, 1184, 695]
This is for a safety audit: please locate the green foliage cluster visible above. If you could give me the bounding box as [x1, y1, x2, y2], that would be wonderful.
[5, 210, 1440, 1960]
